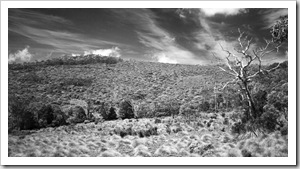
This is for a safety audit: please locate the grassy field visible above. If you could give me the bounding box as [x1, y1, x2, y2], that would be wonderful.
[8, 112, 288, 157]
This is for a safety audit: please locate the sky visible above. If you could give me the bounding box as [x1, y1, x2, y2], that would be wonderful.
[8, 8, 288, 65]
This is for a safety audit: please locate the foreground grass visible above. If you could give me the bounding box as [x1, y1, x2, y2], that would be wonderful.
[8, 113, 288, 157]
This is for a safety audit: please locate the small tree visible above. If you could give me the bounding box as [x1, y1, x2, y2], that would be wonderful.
[218, 16, 287, 134]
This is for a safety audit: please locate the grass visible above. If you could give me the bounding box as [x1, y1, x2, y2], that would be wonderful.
[8, 113, 288, 157]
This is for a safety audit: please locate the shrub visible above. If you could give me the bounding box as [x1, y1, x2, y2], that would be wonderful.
[231, 121, 246, 135]
[154, 99, 180, 118]
[280, 124, 288, 136]
[107, 107, 118, 120]
[221, 112, 226, 118]
[114, 126, 158, 138]
[8, 95, 37, 131]
[135, 102, 154, 118]
[253, 90, 268, 117]
[179, 103, 197, 121]
[241, 149, 252, 157]
[201, 101, 210, 112]
[118, 100, 134, 119]
[63, 105, 87, 124]
[260, 105, 280, 132]
[96, 102, 117, 121]
[37, 104, 67, 128]
[223, 118, 229, 125]
[154, 118, 162, 124]
[97, 102, 110, 120]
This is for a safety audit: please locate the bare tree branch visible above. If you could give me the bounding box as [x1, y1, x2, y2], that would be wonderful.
[221, 77, 239, 90]
[219, 67, 236, 76]
[218, 43, 239, 76]
[238, 28, 245, 49]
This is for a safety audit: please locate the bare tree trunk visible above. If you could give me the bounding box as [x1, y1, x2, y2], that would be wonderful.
[243, 81, 257, 119]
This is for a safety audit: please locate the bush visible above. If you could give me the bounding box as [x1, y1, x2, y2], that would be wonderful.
[201, 101, 210, 112]
[179, 103, 197, 120]
[107, 107, 118, 120]
[63, 105, 87, 124]
[280, 124, 288, 136]
[94, 102, 117, 121]
[38, 104, 67, 128]
[114, 126, 158, 138]
[231, 121, 246, 135]
[118, 100, 135, 119]
[97, 102, 110, 120]
[241, 149, 252, 157]
[8, 95, 37, 131]
[135, 102, 154, 118]
[261, 105, 280, 132]
[155, 99, 180, 118]
[154, 118, 162, 124]
[253, 90, 268, 117]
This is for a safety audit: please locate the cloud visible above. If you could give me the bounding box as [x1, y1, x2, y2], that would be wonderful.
[260, 9, 288, 29]
[71, 53, 81, 57]
[9, 25, 120, 54]
[201, 8, 247, 17]
[155, 53, 178, 64]
[190, 11, 262, 65]
[9, 9, 72, 28]
[9, 9, 123, 55]
[8, 46, 33, 63]
[84, 47, 121, 57]
[111, 9, 204, 64]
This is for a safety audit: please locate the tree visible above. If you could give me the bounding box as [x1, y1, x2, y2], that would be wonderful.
[270, 15, 288, 44]
[219, 17, 288, 134]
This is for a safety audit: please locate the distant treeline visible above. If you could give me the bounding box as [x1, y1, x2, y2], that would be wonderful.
[8, 54, 123, 70]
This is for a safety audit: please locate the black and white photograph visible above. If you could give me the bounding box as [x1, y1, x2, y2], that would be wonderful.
[1, 0, 297, 166]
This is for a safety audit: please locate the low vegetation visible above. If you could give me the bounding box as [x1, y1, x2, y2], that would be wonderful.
[8, 54, 288, 157]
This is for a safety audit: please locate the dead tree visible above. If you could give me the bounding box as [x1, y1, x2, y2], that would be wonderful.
[219, 28, 283, 121]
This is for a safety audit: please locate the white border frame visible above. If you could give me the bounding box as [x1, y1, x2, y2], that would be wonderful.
[1, 1, 297, 165]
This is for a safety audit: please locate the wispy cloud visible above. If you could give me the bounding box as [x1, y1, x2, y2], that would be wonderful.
[10, 25, 119, 54]
[109, 9, 203, 64]
[8, 46, 33, 63]
[188, 10, 262, 65]
[9, 9, 72, 28]
[9, 9, 123, 56]
[260, 9, 288, 29]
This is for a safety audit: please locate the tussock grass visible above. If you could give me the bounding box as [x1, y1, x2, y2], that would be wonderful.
[227, 148, 242, 157]
[99, 150, 123, 157]
[201, 134, 212, 143]
[154, 145, 178, 156]
[132, 138, 147, 148]
[8, 114, 288, 157]
[133, 145, 151, 157]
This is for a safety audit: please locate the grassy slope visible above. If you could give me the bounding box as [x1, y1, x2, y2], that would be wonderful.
[8, 60, 288, 157]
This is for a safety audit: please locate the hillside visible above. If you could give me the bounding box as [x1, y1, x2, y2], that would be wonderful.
[8, 57, 288, 157]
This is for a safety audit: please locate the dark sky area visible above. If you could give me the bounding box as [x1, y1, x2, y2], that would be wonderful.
[8, 8, 288, 65]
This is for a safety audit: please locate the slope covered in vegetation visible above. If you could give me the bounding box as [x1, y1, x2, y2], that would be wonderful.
[8, 56, 288, 157]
